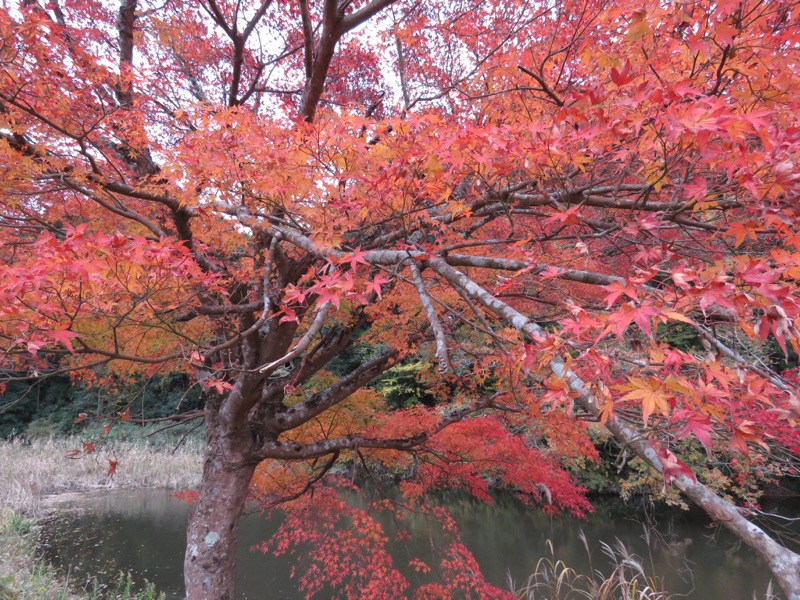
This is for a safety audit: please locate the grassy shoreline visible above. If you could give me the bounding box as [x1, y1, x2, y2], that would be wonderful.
[0, 436, 202, 599]
[1, 509, 75, 600]
[0, 509, 168, 600]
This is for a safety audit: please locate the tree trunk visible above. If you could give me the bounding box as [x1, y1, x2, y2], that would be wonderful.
[184, 440, 257, 600]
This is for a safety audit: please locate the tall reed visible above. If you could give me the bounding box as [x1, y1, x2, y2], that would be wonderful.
[509, 535, 671, 600]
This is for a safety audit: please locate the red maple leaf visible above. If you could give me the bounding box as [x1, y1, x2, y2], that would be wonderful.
[673, 409, 715, 453]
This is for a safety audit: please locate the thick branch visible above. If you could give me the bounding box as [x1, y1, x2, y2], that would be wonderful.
[517, 65, 564, 106]
[271, 226, 793, 394]
[444, 254, 660, 291]
[171, 301, 264, 323]
[297, 0, 397, 121]
[267, 349, 398, 432]
[116, 0, 137, 107]
[200, 0, 234, 37]
[61, 178, 168, 239]
[425, 257, 800, 599]
[394, 26, 412, 110]
[297, 0, 314, 79]
[242, 0, 273, 40]
[228, 35, 245, 106]
[261, 432, 426, 460]
[298, 0, 341, 122]
[340, 0, 398, 32]
[506, 191, 737, 213]
[259, 309, 371, 410]
[100, 180, 180, 209]
[272, 227, 655, 292]
[260, 392, 500, 460]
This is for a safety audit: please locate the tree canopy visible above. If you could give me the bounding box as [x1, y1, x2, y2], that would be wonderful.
[1, 0, 800, 597]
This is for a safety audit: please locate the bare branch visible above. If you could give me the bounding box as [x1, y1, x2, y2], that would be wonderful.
[298, 0, 314, 79]
[74, 342, 182, 364]
[257, 301, 331, 375]
[257, 451, 341, 509]
[410, 262, 451, 373]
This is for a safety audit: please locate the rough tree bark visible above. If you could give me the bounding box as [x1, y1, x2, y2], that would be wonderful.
[184, 429, 258, 600]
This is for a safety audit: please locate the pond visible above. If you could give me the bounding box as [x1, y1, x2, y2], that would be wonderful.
[38, 489, 799, 599]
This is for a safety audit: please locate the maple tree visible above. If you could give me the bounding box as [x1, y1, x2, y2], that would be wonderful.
[1, 0, 800, 597]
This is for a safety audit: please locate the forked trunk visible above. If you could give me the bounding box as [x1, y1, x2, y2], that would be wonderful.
[184, 442, 257, 600]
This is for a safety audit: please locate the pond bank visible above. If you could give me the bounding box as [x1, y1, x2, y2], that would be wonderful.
[4, 438, 796, 600]
[0, 438, 201, 599]
[0, 508, 169, 600]
[0, 508, 76, 600]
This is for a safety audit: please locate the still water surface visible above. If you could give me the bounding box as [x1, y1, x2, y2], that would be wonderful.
[39, 489, 798, 599]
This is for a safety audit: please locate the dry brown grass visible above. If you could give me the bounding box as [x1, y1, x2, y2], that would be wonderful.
[509, 537, 672, 600]
[0, 436, 203, 516]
